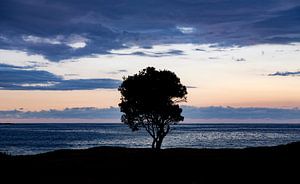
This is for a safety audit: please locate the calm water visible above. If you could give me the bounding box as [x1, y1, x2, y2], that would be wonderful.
[1, 123, 300, 155]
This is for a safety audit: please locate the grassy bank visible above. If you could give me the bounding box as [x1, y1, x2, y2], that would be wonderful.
[1, 142, 300, 183]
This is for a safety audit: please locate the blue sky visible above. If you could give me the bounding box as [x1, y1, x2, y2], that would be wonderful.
[1, 0, 300, 121]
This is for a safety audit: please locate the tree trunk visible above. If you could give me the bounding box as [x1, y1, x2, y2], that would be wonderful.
[156, 138, 163, 149]
[151, 138, 156, 149]
[152, 136, 164, 149]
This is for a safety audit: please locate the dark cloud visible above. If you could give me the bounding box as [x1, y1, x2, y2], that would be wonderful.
[234, 58, 246, 62]
[118, 69, 128, 73]
[1, 106, 300, 120]
[0, 0, 299, 60]
[0, 107, 120, 119]
[39, 78, 120, 90]
[182, 106, 300, 120]
[111, 49, 184, 57]
[0, 64, 120, 90]
[194, 48, 206, 51]
[107, 69, 128, 75]
[133, 49, 184, 57]
[268, 71, 300, 76]
[186, 86, 197, 89]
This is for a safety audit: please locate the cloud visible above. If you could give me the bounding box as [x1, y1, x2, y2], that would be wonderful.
[22, 35, 62, 45]
[46, 79, 120, 90]
[1, 106, 300, 121]
[234, 58, 246, 62]
[208, 57, 220, 60]
[182, 106, 300, 120]
[107, 69, 128, 75]
[0, 107, 121, 119]
[67, 41, 87, 49]
[268, 71, 300, 76]
[110, 48, 184, 57]
[1, 0, 300, 60]
[176, 26, 195, 34]
[194, 48, 206, 51]
[186, 86, 197, 89]
[0, 64, 120, 90]
[137, 49, 184, 57]
[22, 34, 89, 49]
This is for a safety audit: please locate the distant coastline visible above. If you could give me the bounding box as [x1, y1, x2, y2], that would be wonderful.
[0, 123, 14, 125]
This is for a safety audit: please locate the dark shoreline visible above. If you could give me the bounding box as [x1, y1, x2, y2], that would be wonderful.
[1, 142, 300, 183]
[0, 123, 14, 125]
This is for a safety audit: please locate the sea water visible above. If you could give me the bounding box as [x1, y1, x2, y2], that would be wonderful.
[1, 123, 300, 155]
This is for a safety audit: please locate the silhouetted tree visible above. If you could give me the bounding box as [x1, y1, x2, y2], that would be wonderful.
[118, 67, 187, 149]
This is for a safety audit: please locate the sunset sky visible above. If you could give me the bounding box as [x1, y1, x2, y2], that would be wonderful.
[1, 0, 300, 118]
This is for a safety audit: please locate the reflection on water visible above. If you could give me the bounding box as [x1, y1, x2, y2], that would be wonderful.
[1, 123, 300, 155]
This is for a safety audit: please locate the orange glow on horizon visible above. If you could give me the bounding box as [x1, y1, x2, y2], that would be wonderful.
[1, 87, 300, 111]
[0, 90, 120, 111]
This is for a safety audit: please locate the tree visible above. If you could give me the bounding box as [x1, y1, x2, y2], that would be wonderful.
[118, 67, 187, 149]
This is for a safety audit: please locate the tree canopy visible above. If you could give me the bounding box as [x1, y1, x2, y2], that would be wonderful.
[118, 67, 187, 149]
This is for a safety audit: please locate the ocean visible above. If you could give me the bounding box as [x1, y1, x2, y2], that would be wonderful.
[1, 123, 300, 155]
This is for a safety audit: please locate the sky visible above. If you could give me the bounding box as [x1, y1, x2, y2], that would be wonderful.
[1, 0, 300, 122]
